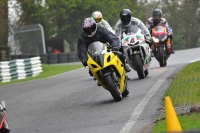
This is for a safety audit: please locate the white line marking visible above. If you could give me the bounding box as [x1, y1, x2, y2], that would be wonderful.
[119, 66, 179, 133]
[190, 58, 200, 63]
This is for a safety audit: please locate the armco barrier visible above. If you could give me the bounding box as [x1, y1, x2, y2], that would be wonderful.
[0, 57, 43, 83]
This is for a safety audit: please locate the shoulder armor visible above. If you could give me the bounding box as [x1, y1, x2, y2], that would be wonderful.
[160, 18, 166, 22]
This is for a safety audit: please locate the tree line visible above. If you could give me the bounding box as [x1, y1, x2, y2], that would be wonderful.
[1, 0, 200, 51]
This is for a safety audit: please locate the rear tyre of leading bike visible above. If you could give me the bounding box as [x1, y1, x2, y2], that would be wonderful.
[103, 74, 122, 102]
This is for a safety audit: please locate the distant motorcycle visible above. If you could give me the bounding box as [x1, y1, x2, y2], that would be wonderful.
[121, 25, 151, 79]
[0, 101, 10, 133]
[87, 41, 129, 102]
[151, 25, 171, 67]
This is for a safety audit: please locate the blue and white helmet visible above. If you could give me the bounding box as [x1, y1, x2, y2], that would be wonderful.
[82, 17, 97, 37]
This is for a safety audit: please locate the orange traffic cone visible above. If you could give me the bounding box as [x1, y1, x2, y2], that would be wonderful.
[165, 96, 182, 133]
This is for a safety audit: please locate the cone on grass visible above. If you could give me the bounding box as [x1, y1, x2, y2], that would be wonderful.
[165, 96, 182, 133]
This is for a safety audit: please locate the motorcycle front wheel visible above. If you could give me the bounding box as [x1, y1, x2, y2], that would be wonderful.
[158, 47, 167, 67]
[134, 54, 145, 79]
[103, 74, 122, 102]
[0, 119, 10, 133]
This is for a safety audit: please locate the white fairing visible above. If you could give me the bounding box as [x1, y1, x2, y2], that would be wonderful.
[121, 27, 151, 70]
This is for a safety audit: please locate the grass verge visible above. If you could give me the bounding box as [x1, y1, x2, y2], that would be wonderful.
[152, 61, 200, 133]
[0, 64, 83, 86]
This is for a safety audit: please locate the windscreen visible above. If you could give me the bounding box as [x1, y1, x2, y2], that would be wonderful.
[88, 41, 105, 57]
[125, 25, 139, 35]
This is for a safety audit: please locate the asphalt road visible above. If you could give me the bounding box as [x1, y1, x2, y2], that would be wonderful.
[0, 48, 200, 133]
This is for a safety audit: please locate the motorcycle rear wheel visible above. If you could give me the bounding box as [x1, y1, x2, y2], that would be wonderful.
[134, 54, 145, 79]
[103, 74, 122, 102]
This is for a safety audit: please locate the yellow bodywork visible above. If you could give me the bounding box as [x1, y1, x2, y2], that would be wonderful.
[87, 52, 126, 93]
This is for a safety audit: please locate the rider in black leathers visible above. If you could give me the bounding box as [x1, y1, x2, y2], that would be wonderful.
[77, 17, 131, 74]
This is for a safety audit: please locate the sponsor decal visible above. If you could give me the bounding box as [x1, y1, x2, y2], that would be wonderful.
[122, 37, 129, 45]
[136, 35, 144, 40]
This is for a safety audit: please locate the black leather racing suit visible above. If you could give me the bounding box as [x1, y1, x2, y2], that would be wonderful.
[77, 26, 120, 64]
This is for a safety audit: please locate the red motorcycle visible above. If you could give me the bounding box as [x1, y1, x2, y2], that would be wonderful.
[0, 101, 10, 133]
[151, 25, 171, 67]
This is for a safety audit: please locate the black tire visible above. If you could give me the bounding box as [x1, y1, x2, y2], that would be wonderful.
[20, 54, 29, 59]
[144, 67, 149, 77]
[158, 47, 166, 67]
[11, 55, 20, 60]
[40, 54, 48, 64]
[103, 74, 122, 102]
[122, 83, 129, 97]
[134, 54, 145, 79]
[48, 53, 58, 64]
[0, 119, 10, 133]
[58, 53, 68, 63]
[67, 52, 78, 62]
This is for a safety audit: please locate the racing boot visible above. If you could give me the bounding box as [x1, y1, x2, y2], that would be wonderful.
[151, 51, 155, 57]
[171, 49, 175, 54]
[89, 69, 93, 77]
[166, 39, 172, 56]
[124, 64, 131, 72]
[115, 51, 131, 73]
[151, 44, 155, 57]
[97, 82, 101, 86]
[169, 36, 175, 54]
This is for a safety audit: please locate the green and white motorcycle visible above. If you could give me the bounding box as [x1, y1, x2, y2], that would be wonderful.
[121, 25, 151, 79]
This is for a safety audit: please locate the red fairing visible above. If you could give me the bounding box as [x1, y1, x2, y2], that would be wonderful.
[152, 31, 167, 37]
[0, 113, 5, 129]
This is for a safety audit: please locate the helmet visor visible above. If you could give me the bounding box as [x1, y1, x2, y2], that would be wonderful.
[153, 15, 161, 21]
[83, 24, 96, 37]
[94, 18, 102, 23]
[121, 15, 131, 25]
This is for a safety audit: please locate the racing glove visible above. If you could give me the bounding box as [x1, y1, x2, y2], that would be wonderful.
[112, 46, 120, 51]
[82, 61, 87, 67]
[145, 35, 152, 44]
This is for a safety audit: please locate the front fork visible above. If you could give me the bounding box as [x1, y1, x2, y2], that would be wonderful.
[128, 47, 144, 64]
[155, 45, 167, 58]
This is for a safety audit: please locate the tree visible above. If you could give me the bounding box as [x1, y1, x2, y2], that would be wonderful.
[162, 0, 200, 49]
[13, 0, 145, 51]
[0, 0, 8, 46]
[45, 0, 144, 51]
[140, 0, 200, 50]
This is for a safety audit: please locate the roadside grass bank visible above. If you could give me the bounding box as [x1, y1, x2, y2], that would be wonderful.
[152, 61, 200, 133]
[0, 64, 83, 86]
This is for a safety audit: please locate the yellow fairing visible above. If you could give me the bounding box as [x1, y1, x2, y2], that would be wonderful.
[87, 52, 125, 93]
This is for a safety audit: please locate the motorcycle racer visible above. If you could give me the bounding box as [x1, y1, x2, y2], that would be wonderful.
[146, 8, 175, 55]
[91, 11, 115, 34]
[114, 9, 152, 44]
[77, 17, 131, 76]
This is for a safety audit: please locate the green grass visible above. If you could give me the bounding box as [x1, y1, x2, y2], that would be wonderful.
[152, 61, 200, 133]
[0, 64, 83, 86]
[165, 61, 200, 106]
[152, 113, 200, 133]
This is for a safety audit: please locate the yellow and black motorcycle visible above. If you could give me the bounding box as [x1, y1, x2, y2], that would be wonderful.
[87, 41, 129, 102]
